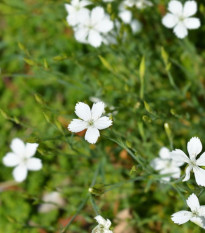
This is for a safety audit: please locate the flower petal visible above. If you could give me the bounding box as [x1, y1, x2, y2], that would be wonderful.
[183, 165, 192, 182]
[171, 210, 192, 224]
[10, 138, 25, 157]
[68, 119, 87, 133]
[94, 116, 112, 130]
[95, 215, 106, 225]
[162, 13, 178, 28]
[85, 127, 100, 144]
[74, 27, 89, 43]
[25, 143, 39, 158]
[91, 102, 105, 121]
[183, 1, 197, 17]
[159, 147, 171, 159]
[190, 216, 205, 229]
[186, 193, 200, 212]
[193, 167, 205, 187]
[168, 0, 183, 15]
[184, 17, 200, 29]
[173, 23, 188, 38]
[88, 30, 102, 47]
[196, 152, 205, 166]
[75, 102, 91, 121]
[187, 137, 202, 160]
[27, 158, 42, 171]
[97, 18, 114, 33]
[151, 158, 167, 171]
[2, 153, 20, 167]
[171, 149, 189, 164]
[13, 164, 28, 182]
[91, 7, 104, 23]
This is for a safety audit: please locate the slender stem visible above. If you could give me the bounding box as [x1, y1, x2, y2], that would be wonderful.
[60, 195, 89, 233]
[90, 195, 100, 215]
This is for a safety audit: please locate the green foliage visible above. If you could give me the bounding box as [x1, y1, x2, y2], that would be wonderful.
[1, 0, 205, 232]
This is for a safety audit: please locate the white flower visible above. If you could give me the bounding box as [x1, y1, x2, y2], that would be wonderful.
[2, 138, 42, 182]
[74, 7, 114, 47]
[162, 0, 200, 39]
[92, 215, 113, 233]
[38, 192, 65, 213]
[171, 193, 205, 229]
[171, 137, 205, 186]
[68, 102, 112, 144]
[65, 0, 91, 26]
[151, 147, 182, 182]
[124, 0, 153, 9]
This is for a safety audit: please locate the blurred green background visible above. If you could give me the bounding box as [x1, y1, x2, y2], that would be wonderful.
[1, 0, 205, 232]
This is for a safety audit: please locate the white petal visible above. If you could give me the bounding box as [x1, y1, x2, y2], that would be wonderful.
[75, 102, 91, 121]
[183, 1, 197, 17]
[159, 147, 171, 159]
[85, 127, 100, 144]
[10, 138, 25, 156]
[88, 30, 102, 47]
[193, 167, 205, 187]
[95, 215, 106, 225]
[130, 20, 142, 33]
[91, 7, 104, 23]
[13, 164, 28, 182]
[94, 116, 112, 130]
[196, 152, 205, 166]
[64, 4, 73, 14]
[171, 211, 192, 224]
[183, 165, 192, 182]
[74, 27, 89, 43]
[168, 0, 183, 15]
[2, 153, 20, 167]
[25, 143, 38, 158]
[166, 165, 181, 179]
[162, 13, 178, 28]
[119, 10, 132, 24]
[190, 216, 205, 229]
[104, 219, 111, 229]
[97, 18, 114, 33]
[68, 119, 87, 133]
[187, 137, 202, 160]
[27, 158, 42, 171]
[173, 23, 188, 39]
[151, 158, 167, 171]
[171, 149, 189, 164]
[77, 8, 90, 24]
[184, 17, 200, 29]
[186, 193, 200, 212]
[91, 102, 105, 121]
[199, 206, 205, 217]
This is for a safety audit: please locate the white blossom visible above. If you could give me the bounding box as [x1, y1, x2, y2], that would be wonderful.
[38, 192, 65, 213]
[162, 0, 200, 38]
[171, 137, 205, 186]
[2, 138, 42, 182]
[124, 0, 153, 9]
[65, 0, 91, 26]
[92, 215, 113, 233]
[68, 102, 112, 144]
[151, 147, 182, 182]
[171, 193, 205, 229]
[74, 7, 114, 47]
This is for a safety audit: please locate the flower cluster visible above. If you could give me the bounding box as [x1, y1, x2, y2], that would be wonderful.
[92, 215, 113, 233]
[65, 0, 114, 47]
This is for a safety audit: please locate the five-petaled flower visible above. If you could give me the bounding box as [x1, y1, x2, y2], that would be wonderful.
[171, 193, 205, 229]
[171, 137, 205, 187]
[2, 138, 42, 182]
[151, 147, 182, 182]
[68, 102, 112, 144]
[162, 0, 200, 38]
[73, 7, 114, 47]
[92, 215, 113, 233]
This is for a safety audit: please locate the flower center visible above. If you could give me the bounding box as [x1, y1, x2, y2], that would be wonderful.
[178, 16, 185, 22]
[88, 120, 94, 126]
[190, 159, 196, 167]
